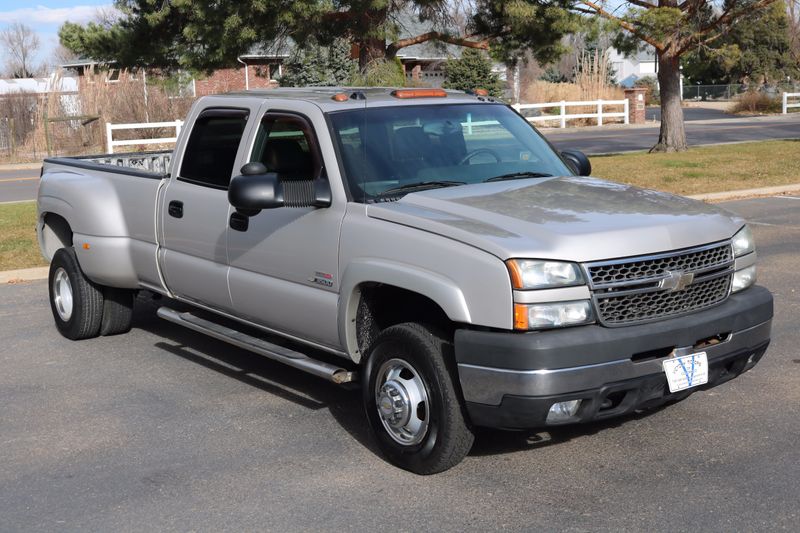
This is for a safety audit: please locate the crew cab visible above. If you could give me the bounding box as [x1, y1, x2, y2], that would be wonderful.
[37, 88, 773, 474]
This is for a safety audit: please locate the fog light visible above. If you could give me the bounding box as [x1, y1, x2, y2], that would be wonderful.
[546, 399, 582, 423]
[732, 265, 757, 293]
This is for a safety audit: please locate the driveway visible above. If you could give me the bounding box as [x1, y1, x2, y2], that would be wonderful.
[1, 196, 797, 531]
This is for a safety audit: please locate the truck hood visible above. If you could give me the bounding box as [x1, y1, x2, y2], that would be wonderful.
[366, 176, 743, 262]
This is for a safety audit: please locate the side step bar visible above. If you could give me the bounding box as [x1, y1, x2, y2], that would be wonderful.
[157, 307, 357, 384]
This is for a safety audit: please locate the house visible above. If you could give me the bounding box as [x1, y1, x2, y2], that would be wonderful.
[609, 48, 658, 87]
[60, 53, 289, 98]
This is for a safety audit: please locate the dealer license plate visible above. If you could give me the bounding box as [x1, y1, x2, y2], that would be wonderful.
[662, 352, 709, 393]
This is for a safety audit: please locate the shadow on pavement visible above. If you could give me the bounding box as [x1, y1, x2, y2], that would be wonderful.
[132, 293, 682, 465]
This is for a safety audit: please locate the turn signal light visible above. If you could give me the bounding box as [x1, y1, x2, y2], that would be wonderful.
[391, 89, 447, 99]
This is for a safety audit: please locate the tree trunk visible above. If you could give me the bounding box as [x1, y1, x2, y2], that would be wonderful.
[651, 51, 687, 153]
[358, 37, 386, 70]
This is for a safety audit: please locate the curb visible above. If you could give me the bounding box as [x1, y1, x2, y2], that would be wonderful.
[688, 183, 800, 202]
[0, 266, 49, 284]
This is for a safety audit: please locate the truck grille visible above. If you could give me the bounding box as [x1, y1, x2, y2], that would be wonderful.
[585, 242, 734, 326]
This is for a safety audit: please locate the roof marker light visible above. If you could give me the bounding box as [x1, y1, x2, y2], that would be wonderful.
[331, 93, 349, 102]
[391, 89, 447, 99]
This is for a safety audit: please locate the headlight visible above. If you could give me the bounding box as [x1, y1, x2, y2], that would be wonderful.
[514, 300, 594, 330]
[506, 259, 584, 290]
[732, 226, 755, 257]
[732, 265, 757, 293]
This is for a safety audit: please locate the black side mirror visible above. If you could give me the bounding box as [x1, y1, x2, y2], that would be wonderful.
[229, 168, 284, 216]
[560, 150, 592, 176]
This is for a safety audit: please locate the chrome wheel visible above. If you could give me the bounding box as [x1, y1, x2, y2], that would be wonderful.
[52, 267, 73, 322]
[375, 358, 430, 446]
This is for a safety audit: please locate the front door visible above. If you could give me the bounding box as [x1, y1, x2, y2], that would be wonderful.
[226, 110, 345, 348]
[161, 107, 250, 310]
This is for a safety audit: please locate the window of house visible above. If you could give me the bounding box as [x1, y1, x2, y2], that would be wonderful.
[105, 69, 120, 83]
[268, 62, 282, 81]
[179, 108, 250, 189]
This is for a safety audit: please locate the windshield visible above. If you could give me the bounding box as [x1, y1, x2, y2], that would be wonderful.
[328, 103, 573, 202]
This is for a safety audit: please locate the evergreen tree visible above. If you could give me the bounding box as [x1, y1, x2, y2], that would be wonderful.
[684, 1, 797, 85]
[442, 49, 505, 97]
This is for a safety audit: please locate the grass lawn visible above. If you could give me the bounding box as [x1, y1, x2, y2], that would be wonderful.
[590, 139, 800, 196]
[0, 202, 47, 271]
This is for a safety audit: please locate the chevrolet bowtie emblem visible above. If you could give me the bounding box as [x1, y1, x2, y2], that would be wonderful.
[659, 271, 695, 292]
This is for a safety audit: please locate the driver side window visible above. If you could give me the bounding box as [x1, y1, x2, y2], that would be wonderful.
[250, 115, 321, 181]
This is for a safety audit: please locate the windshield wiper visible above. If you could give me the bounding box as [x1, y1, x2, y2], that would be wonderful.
[483, 172, 553, 182]
[378, 180, 466, 196]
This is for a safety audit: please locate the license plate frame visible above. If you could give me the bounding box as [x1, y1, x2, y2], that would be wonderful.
[662, 352, 709, 393]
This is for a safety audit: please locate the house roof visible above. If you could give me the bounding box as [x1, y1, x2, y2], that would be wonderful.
[0, 75, 78, 95]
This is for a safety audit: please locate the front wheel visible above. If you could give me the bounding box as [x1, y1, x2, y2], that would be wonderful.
[363, 323, 474, 474]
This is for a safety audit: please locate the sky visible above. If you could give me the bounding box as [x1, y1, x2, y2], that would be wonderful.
[0, 1, 116, 71]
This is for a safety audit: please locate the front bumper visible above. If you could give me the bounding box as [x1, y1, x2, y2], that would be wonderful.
[455, 285, 773, 429]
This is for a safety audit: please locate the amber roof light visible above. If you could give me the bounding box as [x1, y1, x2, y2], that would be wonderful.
[391, 89, 447, 99]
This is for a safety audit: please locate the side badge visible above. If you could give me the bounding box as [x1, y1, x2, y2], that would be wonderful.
[308, 271, 334, 288]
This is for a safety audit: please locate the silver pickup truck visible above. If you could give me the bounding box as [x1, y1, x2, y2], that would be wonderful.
[38, 87, 773, 474]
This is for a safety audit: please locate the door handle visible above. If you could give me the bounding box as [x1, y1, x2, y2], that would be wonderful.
[168, 200, 183, 218]
[229, 211, 249, 232]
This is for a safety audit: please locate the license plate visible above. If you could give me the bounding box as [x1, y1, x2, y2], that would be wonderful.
[662, 352, 709, 393]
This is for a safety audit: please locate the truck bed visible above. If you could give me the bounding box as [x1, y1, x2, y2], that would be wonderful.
[44, 150, 172, 177]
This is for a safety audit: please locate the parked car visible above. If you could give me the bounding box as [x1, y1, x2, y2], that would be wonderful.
[38, 88, 772, 474]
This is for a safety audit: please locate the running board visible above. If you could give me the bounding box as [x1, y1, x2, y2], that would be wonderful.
[157, 307, 356, 384]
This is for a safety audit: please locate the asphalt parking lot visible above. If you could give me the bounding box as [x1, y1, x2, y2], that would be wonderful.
[1, 196, 798, 532]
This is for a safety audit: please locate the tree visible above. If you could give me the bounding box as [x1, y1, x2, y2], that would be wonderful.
[442, 48, 505, 96]
[0, 22, 42, 78]
[683, 1, 797, 85]
[59, 1, 576, 74]
[574, 0, 781, 152]
[279, 39, 356, 87]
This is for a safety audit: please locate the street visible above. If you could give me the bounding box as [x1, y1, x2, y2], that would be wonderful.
[1, 196, 797, 531]
[546, 114, 800, 154]
[0, 168, 39, 204]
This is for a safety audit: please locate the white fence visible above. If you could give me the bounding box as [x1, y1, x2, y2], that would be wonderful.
[105, 120, 183, 154]
[512, 100, 629, 128]
[782, 93, 800, 114]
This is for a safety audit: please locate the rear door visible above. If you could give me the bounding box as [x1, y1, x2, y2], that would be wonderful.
[160, 106, 253, 310]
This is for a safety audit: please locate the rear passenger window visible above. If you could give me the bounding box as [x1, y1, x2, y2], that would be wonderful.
[179, 108, 249, 188]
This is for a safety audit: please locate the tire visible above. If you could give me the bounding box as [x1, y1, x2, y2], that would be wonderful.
[100, 287, 135, 336]
[363, 323, 474, 474]
[48, 247, 104, 340]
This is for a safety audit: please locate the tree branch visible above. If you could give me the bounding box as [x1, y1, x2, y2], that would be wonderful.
[576, 0, 664, 50]
[386, 31, 490, 58]
[677, 0, 778, 54]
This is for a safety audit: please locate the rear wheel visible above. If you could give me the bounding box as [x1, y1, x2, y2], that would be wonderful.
[363, 323, 474, 474]
[100, 287, 135, 336]
[48, 247, 104, 340]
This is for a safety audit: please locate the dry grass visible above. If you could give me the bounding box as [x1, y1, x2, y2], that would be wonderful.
[591, 140, 800, 196]
[1, 69, 194, 162]
[0, 202, 46, 271]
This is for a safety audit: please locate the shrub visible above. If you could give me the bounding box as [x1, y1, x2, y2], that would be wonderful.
[443, 49, 505, 97]
[729, 90, 782, 114]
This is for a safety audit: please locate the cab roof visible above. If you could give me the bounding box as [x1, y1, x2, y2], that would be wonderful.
[222, 87, 503, 111]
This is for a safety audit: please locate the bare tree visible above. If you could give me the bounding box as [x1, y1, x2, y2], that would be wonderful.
[0, 22, 42, 78]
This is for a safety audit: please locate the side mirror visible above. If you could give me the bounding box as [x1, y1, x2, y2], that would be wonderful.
[560, 150, 592, 176]
[229, 169, 284, 215]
